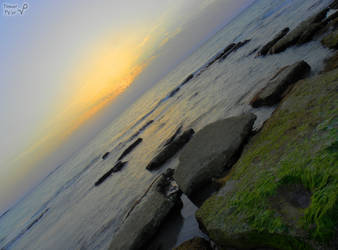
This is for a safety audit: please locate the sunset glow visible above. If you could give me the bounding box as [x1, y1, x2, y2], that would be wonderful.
[0, 0, 255, 213]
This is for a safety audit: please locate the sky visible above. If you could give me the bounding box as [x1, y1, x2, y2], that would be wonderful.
[0, 0, 255, 213]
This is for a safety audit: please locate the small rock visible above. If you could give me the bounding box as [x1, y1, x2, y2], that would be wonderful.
[173, 237, 212, 250]
[174, 113, 256, 198]
[108, 169, 181, 250]
[250, 61, 311, 108]
[118, 138, 143, 161]
[146, 129, 195, 171]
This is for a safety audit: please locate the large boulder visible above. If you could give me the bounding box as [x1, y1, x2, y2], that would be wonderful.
[250, 61, 311, 108]
[173, 237, 212, 250]
[196, 69, 338, 249]
[108, 169, 181, 250]
[330, 0, 338, 9]
[323, 51, 338, 72]
[321, 30, 338, 49]
[257, 28, 289, 56]
[269, 9, 329, 54]
[174, 113, 256, 198]
[146, 129, 195, 171]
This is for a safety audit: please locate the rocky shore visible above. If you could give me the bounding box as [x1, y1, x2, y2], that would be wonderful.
[107, 2, 338, 249]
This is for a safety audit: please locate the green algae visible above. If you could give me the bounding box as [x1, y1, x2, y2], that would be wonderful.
[197, 69, 338, 249]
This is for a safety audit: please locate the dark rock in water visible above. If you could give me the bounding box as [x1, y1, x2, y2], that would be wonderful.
[234, 39, 251, 50]
[250, 61, 311, 107]
[26, 208, 49, 231]
[181, 74, 194, 86]
[168, 87, 181, 98]
[248, 46, 260, 57]
[173, 237, 212, 250]
[219, 40, 251, 61]
[146, 129, 195, 171]
[129, 120, 153, 142]
[321, 30, 338, 49]
[94, 161, 127, 186]
[164, 125, 183, 147]
[174, 113, 256, 199]
[269, 8, 329, 54]
[102, 152, 110, 160]
[213, 43, 236, 62]
[118, 138, 143, 161]
[330, 0, 338, 9]
[108, 169, 181, 250]
[257, 28, 290, 56]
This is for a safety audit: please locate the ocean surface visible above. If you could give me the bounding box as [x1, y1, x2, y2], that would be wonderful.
[0, 0, 334, 249]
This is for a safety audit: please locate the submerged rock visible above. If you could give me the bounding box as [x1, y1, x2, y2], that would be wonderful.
[250, 61, 311, 108]
[108, 169, 181, 250]
[269, 8, 329, 54]
[118, 138, 143, 161]
[94, 161, 127, 186]
[173, 237, 212, 250]
[258, 28, 290, 56]
[174, 113, 256, 199]
[146, 129, 195, 171]
[196, 69, 338, 249]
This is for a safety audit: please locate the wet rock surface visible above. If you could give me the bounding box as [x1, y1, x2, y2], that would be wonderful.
[174, 113, 256, 199]
[250, 61, 311, 108]
[269, 8, 329, 54]
[146, 129, 195, 171]
[321, 30, 338, 49]
[257, 28, 289, 56]
[108, 169, 181, 250]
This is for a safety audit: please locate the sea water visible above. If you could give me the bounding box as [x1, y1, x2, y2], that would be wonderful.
[0, 0, 334, 249]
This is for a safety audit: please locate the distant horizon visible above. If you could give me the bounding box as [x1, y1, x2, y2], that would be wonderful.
[0, 0, 255, 214]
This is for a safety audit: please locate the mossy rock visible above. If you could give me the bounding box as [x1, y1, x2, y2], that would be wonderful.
[196, 69, 338, 250]
[323, 51, 338, 72]
[321, 30, 338, 49]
